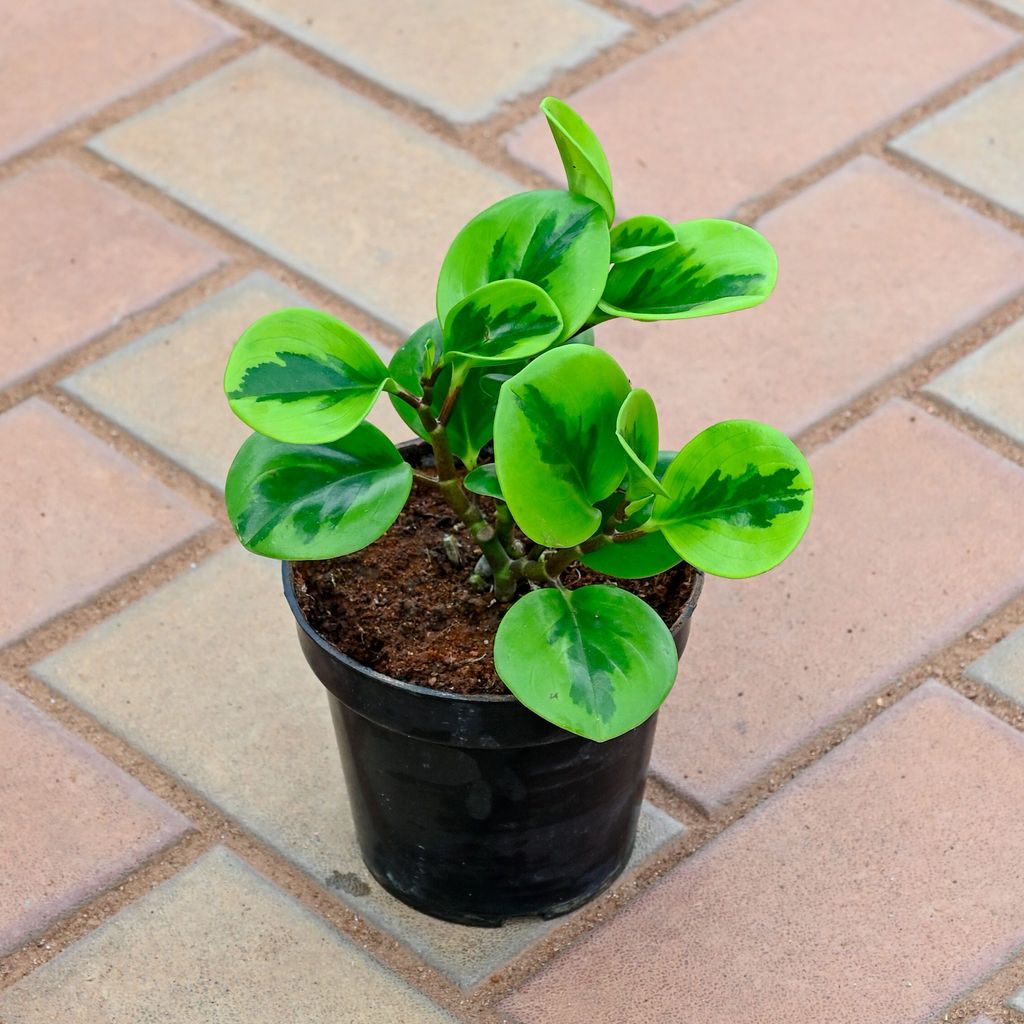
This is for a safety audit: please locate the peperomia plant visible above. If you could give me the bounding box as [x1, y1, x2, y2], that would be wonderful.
[223, 96, 813, 742]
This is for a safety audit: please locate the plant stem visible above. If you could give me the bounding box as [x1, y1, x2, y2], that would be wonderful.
[415, 403, 517, 601]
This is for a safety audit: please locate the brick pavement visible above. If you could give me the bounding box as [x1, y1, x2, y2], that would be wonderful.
[3, 1, 1024, 1021]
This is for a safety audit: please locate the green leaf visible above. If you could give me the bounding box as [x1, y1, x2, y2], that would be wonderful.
[387, 320, 501, 468]
[616, 389, 667, 502]
[540, 96, 615, 224]
[442, 279, 562, 369]
[599, 220, 777, 321]
[437, 190, 610, 341]
[494, 585, 677, 741]
[581, 532, 682, 579]
[494, 345, 630, 547]
[464, 463, 503, 500]
[225, 308, 389, 444]
[224, 422, 412, 560]
[652, 420, 813, 578]
[610, 215, 676, 262]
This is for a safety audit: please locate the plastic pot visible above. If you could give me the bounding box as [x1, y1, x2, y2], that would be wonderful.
[282, 451, 703, 927]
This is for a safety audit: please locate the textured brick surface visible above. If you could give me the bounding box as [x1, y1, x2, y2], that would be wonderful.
[927, 320, 1024, 446]
[654, 400, 1024, 808]
[620, 0, 693, 14]
[0, 161, 222, 389]
[507, 0, 1016, 218]
[895, 64, 1024, 218]
[967, 625, 1024, 707]
[62, 273, 411, 491]
[225, 0, 627, 122]
[0, 682, 188, 956]
[91, 48, 515, 333]
[0, 847, 455, 1023]
[600, 156, 1024, 441]
[35, 546, 681, 988]
[0, 0, 236, 161]
[0, 400, 210, 646]
[504, 684, 1024, 1024]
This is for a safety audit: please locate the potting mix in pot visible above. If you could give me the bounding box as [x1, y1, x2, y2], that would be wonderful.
[222, 97, 814, 925]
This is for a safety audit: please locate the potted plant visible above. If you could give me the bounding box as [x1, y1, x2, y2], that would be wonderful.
[222, 97, 813, 926]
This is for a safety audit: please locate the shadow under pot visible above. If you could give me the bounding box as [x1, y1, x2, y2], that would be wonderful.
[282, 489, 703, 928]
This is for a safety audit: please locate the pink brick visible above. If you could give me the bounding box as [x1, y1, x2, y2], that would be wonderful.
[598, 157, 1024, 438]
[0, 0, 237, 160]
[507, 0, 1016, 218]
[0, 400, 211, 645]
[600, 157, 1024, 439]
[0, 682, 188, 955]
[504, 684, 1024, 1024]
[0, 161, 222, 389]
[655, 400, 1024, 808]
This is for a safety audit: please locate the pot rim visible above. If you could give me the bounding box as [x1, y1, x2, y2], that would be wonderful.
[282, 558, 704, 707]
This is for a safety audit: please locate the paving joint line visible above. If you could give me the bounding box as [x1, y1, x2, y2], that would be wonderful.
[4, 0, 1024, 1012]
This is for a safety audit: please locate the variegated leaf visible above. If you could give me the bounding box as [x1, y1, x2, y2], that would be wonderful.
[494, 584, 677, 741]
[225, 308, 389, 444]
[540, 96, 615, 224]
[652, 420, 812, 578]
[437, 190, 610, 341]
[599, 220, 777, 321]
[610, 215, 676, 262]
[224, 422, 412, 560]
[494, 345, 630, 547]
[616, 388, 667, 502]
[442, 279, 562, 370]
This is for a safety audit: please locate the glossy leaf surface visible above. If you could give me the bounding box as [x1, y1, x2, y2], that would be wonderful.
[388, 320, 499, 468]
[652, 420, 812, 578]
[616, 388, 666, 501]
[225, 422, 412, 560]
[494, 584, 677, 741]
[442, 279, 562, 369]
[494, 345, 630, 547]
[581, 531, 682, 579]
[463, 463, 503, 500]
[225, 308, 389, 444]
[540, 96, 615, 224]
[609, 215, 676, 262]
[600, 220, 777, 321]
[436, 189, 610, 341]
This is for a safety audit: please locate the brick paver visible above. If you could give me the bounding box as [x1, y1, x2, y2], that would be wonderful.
[600, 156, 1024, 440]
[225, 0, 627, 123]
[91, 47, 516, 333]
[0, 161, 223, 390]
[503, 683, 1024, 1024]
[0, 682, 188, 956]
[507, 0, 1016, 218]
[0, 400, 210, 646]
[0, 847, 456, 1023]
[0, 0, 236, 161]
[6, 0, 1024, 1014]
[34, 546, 681, 988]
[894, 64, 1024, 219]
[967, 625, 1024, 708]
[621, 0, 690, 15]
[655, 400, 1024, 808]
[61, 273, 410, 491]
[927, 319, 1024, 446]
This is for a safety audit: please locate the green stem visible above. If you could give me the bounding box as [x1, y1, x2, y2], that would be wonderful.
[415, 404, 516, 601]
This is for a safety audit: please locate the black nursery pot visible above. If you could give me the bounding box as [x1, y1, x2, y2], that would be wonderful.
[282, 477, 703, 927]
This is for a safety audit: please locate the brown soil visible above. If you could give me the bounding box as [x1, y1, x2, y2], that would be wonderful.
[292, 481, 697, 695]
